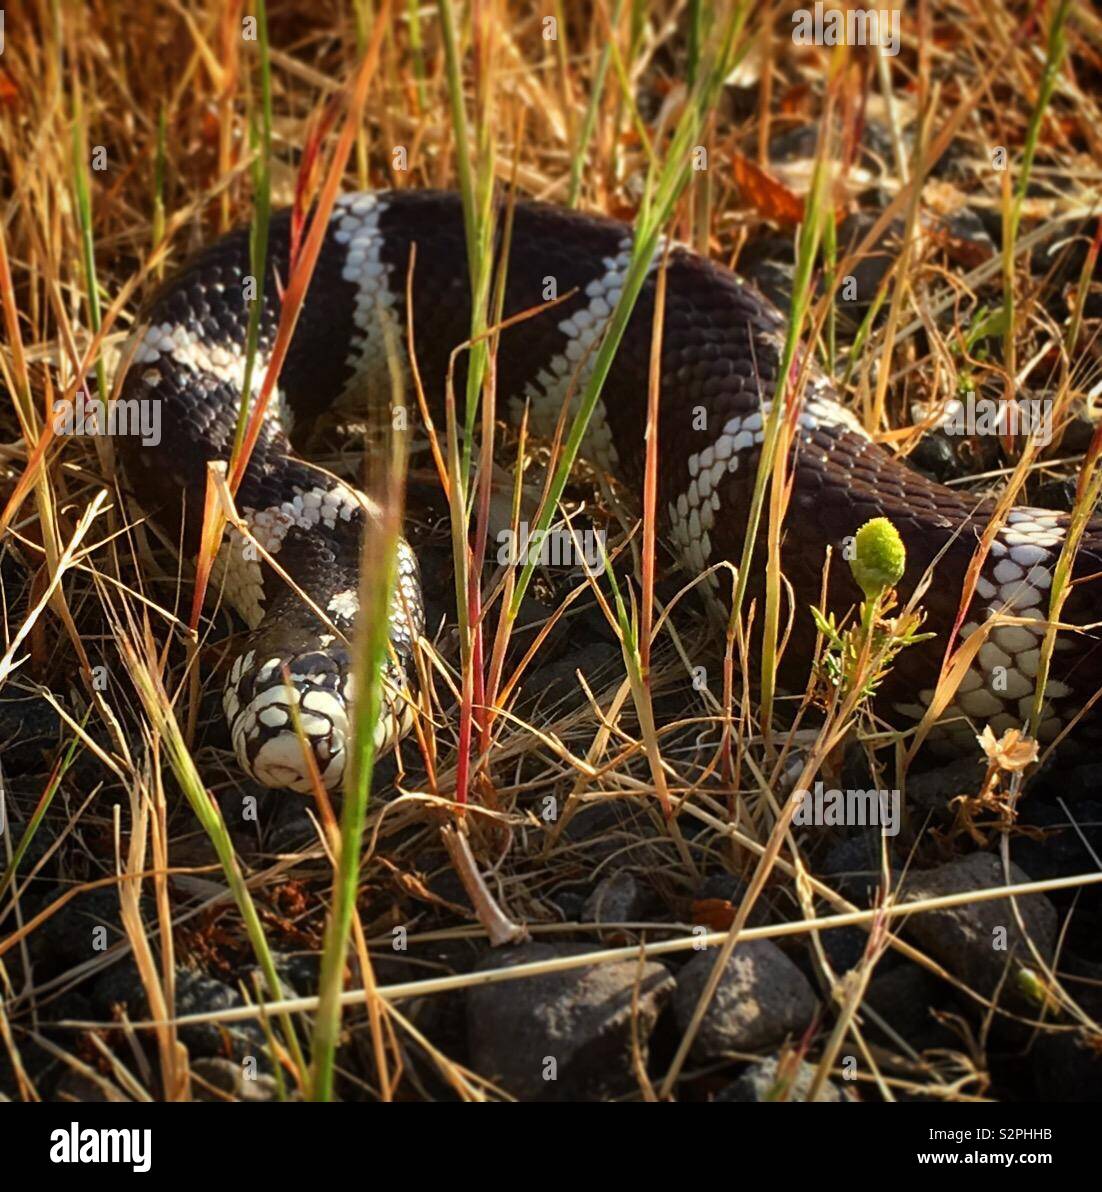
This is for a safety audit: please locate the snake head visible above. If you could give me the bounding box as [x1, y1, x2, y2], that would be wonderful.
[223, 639, 413, 793]
[223, 633, 414, 793]
[222, 641, 358, 793]
[220, 538, 422, 794]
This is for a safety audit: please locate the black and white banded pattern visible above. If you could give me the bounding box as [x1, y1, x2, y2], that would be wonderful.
[115, 190, 1102, 791]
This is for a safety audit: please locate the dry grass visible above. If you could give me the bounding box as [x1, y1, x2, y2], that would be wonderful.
[0, 0, 1101, 1102]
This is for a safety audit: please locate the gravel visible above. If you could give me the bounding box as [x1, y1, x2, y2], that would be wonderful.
[466, 941, 675, 1100]
[673, 940, 819, 1062]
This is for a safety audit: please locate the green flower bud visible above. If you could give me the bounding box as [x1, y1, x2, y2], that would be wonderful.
[850, 517, 905, 601]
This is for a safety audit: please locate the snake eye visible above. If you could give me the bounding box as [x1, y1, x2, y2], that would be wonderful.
[224, 649, 351, 793]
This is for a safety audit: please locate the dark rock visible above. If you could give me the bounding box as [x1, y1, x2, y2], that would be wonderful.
[175, 971, 262, 1046]
[971, 200, 1005, 250]
[817, 834, 888, 905]
[273, 952, 321, 998]
[522, 642, 622, 720]
[1031, 1032, 1102, 1102]
[507, 593, 572, 667]
[582, 872, 654, 935]
[424, 863, 469, 907]
[0, 987, 83, 1093]
[0, 1043, 52, 1098]
[90, 958, 145, 1018]
[1010, 799, 1102, 882]
[0, 539, 30, 591]
[929, 206, 997, 267]
[770, 122, 897, 175]
[1047, 761, 1102, 803]
[1030, 477, 1078, 513]
[549, 888, 587, 920]
[836, 211, 903, 313]
[190, 1057, 283, 1102]
[573, 600, 621, 645]
[238, 953, 307, 1001]
[696, 873, 751, 903]
[0, 692, 65, 780]
[820, 926, 870, 975]
[909, 432, 967, 483]
[904, 755, 987, 825]
[546, 795, 668, 873]
[1052, 405, 1097, 455]
[466, 941, 675, 1100]
[264, 795, 320, 852]
[54, 1070, 128, 1102]
[561, 795, 640, 853]
[840, 741, 877, 794]
[899, 854, 1058, 1001]
[738, 237, 796, 312]
[864, 964, 959, 1051]
[1031, 214, 1102, 283]
[694, 873, 771, 929]
[930, 131, 973, 181]
[767, 125, 822, 162]
[405, 939, 484, 1069]
[673, 940, 818, 1062]
[716, 1054, 849, 1102]
[97, 969, 274, 1073]
[28, 888, 144, 978]
[1056, 954, 1102, 1021]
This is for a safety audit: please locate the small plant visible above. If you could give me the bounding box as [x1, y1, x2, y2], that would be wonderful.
[1016, 967, 1062, 1017]
[942, 725, 1040, 845]
[811, 517, 932, 701]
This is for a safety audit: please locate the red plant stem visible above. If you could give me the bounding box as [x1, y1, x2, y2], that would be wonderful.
[227, 1, 390, 497]
[640, 248, 669, 678]
[453, 547, 481, 811]
[188, 5, 390, 638]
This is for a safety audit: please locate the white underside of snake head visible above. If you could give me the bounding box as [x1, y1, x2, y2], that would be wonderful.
[224, 647, 352, 793]
[224, 645, 412, 793]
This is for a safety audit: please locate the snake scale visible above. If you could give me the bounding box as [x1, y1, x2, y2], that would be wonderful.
[114, 190, 1102, 792]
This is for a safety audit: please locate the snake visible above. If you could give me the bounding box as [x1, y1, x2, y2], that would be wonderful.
[113, 189, 1102, 793]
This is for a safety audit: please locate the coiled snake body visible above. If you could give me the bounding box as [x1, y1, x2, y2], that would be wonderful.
[115, 191, 1102, 791]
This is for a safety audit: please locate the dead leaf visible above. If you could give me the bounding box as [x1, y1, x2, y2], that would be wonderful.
[0, 69, 17, 107]
[731, 151, 805, 227]
[691, 898, 736, 931]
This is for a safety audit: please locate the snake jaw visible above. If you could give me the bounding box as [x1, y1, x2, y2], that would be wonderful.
[223, 643, 414, 793]
[225, 647, 353, 793]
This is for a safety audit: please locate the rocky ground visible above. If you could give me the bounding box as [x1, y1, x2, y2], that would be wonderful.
[4, 497, 1102, 1101]
[2, 1, 1102, 1104]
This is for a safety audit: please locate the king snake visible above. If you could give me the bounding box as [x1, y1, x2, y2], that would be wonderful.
[114, 190, 1102, 793]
